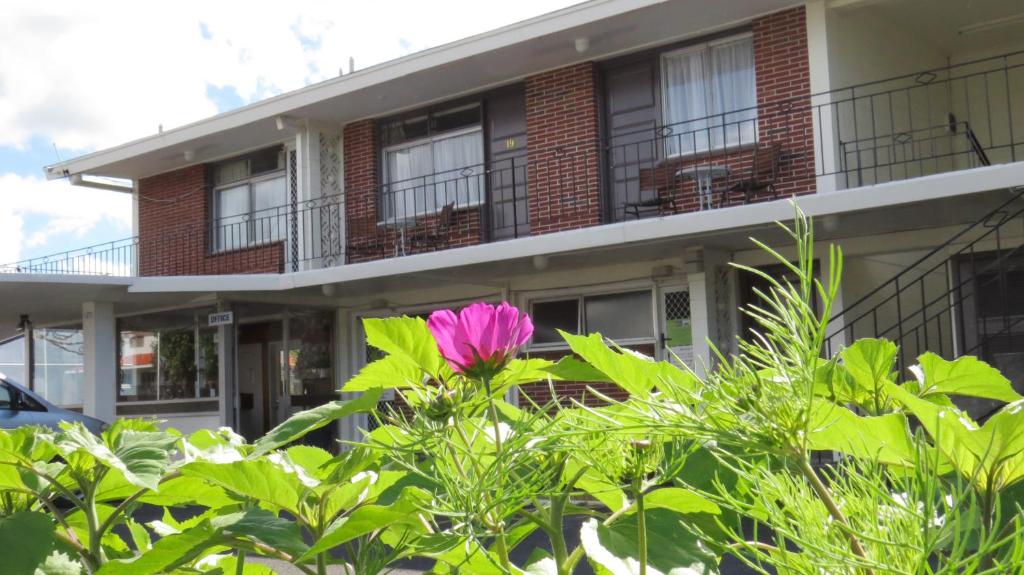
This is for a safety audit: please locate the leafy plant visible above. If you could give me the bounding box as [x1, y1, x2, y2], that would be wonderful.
[2, 207, 1023, 574]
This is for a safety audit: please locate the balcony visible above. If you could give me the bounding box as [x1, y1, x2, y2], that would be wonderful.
[3, 51, 1023, 278]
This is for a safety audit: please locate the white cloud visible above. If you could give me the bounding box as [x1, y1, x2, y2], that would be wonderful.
[0, 0, 581, 262]
[0, 174, 132, 263]
[0, 1, 583, 151]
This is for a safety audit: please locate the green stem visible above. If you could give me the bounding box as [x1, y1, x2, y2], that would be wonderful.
[236, 550, 247, 575]
[484, 376, 513, 573]
[797, 457, 876, 575]
[549, 495, 570, 575]
[635, 480, 647, 575]
[83, 483, 107, 566]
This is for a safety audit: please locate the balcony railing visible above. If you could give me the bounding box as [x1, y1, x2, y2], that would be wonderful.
[3, 51, 1022, 277]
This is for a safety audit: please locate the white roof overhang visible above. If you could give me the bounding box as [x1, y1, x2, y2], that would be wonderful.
[45, 0, 801, 184]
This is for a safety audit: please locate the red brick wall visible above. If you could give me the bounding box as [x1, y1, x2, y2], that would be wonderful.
[137, 165, 283, 276]
[525, 62, 603, 235]
[752, 6, 816, 198]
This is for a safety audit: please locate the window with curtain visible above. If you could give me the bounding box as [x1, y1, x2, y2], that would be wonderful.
[381, 104, 484, 222]
[212, 147, 287, 252]
[661, 35, 757, 156]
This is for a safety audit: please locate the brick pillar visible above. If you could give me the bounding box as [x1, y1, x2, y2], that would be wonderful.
[137, 165, 208, 276]
[753, 6, 816, 197]
[343, 121, 380, 261]
[525, 62, 602, 235]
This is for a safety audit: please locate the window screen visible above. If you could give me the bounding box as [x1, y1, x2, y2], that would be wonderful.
[531, 299, 579, 345]
[585, 291, 653, 341]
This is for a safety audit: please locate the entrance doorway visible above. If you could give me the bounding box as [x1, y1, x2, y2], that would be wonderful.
[235, 310, 336, 447]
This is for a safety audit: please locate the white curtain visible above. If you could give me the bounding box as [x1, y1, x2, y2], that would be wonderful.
[252, 176, 287, 243]
[709, 37, 756, 148]
[432, 131, 483, 210]
[384, 142, 432, 221]
[216, 185, 249, 251]
[384, 130, 483, 221]
[663, 36, 756, 156]
[663, 49, 709, 156]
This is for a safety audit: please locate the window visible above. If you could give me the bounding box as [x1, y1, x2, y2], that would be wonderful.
[118, 311, 219, 403]
[381, 104, 484, 222]
[530, 291, 655, 347]
[212, 147, 287, 252]
[0, 384, 12, 409]
[661, 34, 756, 156]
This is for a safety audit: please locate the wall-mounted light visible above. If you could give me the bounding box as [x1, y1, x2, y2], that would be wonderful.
[532, 255, 550, 271]
[276, 115, 303, 131]
[321, 283, 336, 297]
[821, 214, 841, 233]
[574, 37, 590, 54]
[183, 149, 195, 162]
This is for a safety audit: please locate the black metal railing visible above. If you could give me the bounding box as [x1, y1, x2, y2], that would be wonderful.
[345, 152, 535, 262]
[606, 50, 1023, 221]
[3, 51, 1023, 276]
[0, 237, 137, 276]
[824, 187, 1024, 376]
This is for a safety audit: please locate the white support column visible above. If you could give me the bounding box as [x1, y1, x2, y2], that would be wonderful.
[687, 270, 713, 377]
[805, 0, 842, 193]
[686, 247, 735, 376]
[82, 302, 117, 422]
[217, 302, 236, 430]
[335, 307, 368, 448]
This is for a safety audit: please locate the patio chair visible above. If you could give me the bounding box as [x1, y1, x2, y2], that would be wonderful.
[409, 203, 455, 251]
[721, 142, 782, 205]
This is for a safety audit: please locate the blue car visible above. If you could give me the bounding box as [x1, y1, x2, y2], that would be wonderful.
[0, 373, 106, 435]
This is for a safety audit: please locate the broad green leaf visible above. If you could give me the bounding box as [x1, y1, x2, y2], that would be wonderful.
[363, 316, 442, 376]
[181, 460, 304, 515]
[210, 555, 275, 574]
[252, 388, 382, 456]
[635, 487, 719, 516]
[559, 332, 697, 397]
[430, 536, 509, 574]
[135, 476, 235, 509]
[807, 401, 916, 465]
[886, 383, 990, 483]
[523, 548, 558, 575]
[490, 358, 558, 395]
[298, 486, 432, 561]
[0, 511, 57, 575]
[341, 354, 422, 392]
[580, 509, 718, 575]
[55, 422, 178, 491]
[97, 519, 219, 575]
[99, 509, 305, 575]
[542, 356, 612, 384]
[211, 508, 307, 558]
[573, 464, 627, 513]
[839, 338, 897, 411]
[34, 551, 83, 575]
[914, 353, 1022, 403]
[126, 519, 152, 554]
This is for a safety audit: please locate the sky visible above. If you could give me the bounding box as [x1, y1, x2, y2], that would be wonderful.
[0, 0, 583, 265]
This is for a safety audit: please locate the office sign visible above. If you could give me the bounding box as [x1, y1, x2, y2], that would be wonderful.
[208, 311, 234, 327]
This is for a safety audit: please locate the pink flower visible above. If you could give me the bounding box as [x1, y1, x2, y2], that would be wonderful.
[427, 302, 534, 381]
